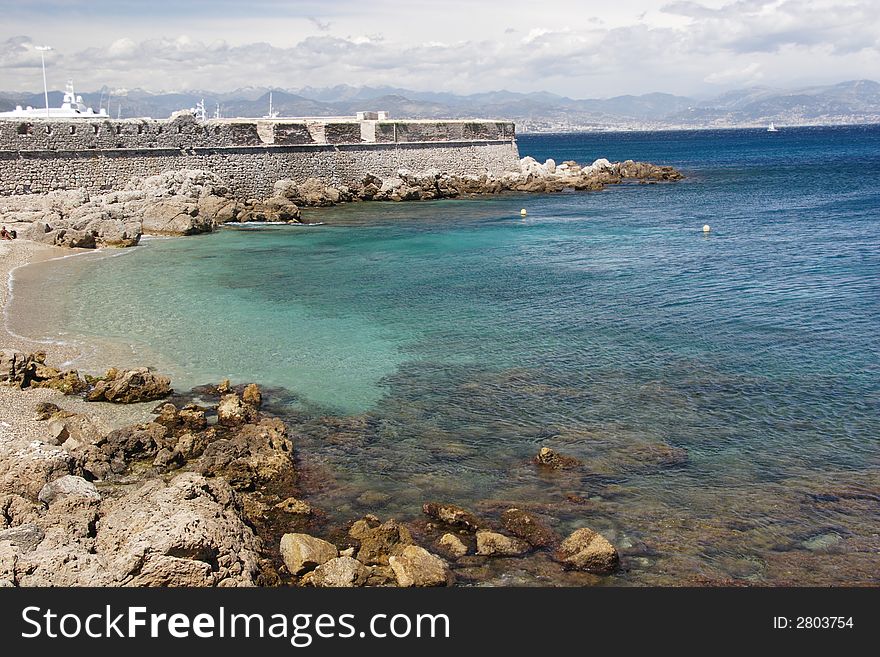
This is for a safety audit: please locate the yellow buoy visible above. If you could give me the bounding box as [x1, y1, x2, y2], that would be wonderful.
[520, 209, 528, 217]
[702, 224, 711, 233]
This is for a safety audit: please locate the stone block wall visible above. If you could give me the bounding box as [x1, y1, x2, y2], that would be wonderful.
[0, 114, 520, 200]
[0, 142, 521, 199]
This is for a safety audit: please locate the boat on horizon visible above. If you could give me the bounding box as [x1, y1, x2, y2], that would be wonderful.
[767, 122, 779, 132]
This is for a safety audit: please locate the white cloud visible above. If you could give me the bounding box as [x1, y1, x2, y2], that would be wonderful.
[704, 62, 765, 84]
[0, 1, 878, 96]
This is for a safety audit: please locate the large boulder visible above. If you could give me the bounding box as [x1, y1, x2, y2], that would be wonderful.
[13, 473, 263, 587]
[86, 367, 171, 403]
[0, 440, 78, 499]
[280, 533, 338, 576]
[95, 473, 262, 586]
[554, 527, 620, 574]
[141, 199, 213, 235]
[388, 546, 453, 587]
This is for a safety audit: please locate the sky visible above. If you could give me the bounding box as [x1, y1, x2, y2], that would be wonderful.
[1, 0, 878, 98]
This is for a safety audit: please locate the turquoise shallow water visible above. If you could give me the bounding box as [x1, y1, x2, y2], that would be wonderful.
[13, 126, 880, 584]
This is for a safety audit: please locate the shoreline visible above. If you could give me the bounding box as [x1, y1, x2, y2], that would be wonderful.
[0, 238, 157, 448]
[0, 235, 620, 588]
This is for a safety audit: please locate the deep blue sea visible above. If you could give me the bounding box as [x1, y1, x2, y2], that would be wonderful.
[14, 126, 880, 584]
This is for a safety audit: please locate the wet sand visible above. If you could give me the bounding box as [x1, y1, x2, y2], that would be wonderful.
[0, 239, 153, 445]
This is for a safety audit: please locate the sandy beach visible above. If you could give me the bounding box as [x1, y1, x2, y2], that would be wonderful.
[0, 239, 153, 445]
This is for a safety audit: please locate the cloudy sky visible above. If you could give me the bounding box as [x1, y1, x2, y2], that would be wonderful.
[1, 0, 878, 97]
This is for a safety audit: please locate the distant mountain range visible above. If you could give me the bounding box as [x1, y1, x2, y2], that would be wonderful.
[2, 80, 878, 132]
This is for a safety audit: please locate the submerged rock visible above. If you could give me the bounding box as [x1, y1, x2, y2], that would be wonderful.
[422, 502, 483, 532]
[500, 508, 559, 548]
[534, 447, 582, 470]
[275, 497, 313, 515]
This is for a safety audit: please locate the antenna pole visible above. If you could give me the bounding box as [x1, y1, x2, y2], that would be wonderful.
[35, 45, 53, 118]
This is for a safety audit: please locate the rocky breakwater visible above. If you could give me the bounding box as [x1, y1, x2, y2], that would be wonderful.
[266, 156, 683, 207]
[0, 169, 303, 249]
[0, 157, 680, 250]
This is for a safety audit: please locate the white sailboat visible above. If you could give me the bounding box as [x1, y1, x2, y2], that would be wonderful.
[263, 92, 279, 119]
[767, 122, 778, 132]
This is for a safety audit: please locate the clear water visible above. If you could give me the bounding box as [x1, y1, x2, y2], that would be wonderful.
[12, 126, 880, 585]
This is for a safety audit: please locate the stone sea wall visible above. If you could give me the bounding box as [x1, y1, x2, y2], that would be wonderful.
[0, 113, 520, 199]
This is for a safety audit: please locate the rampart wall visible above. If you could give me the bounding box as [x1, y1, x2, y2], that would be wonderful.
[0, 114, 520, 199]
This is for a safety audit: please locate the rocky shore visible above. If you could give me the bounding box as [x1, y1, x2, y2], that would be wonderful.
[0, 157, 683, 250]
[0, 155, 683, 586]
[0, 348, 620, 587]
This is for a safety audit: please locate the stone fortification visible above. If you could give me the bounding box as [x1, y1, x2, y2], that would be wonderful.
[0, 113, 519, 199]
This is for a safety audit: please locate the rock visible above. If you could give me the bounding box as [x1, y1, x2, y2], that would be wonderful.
[152, 447, 184, 472]
[153, 403, 179, 433]
[422, 502, 482, 531]
[0, 349, 36, 388]
[355, 490, 392, 507]
[37, 475, 100, 505]
[0, 441, 77, 499]
[280, 533, 338, 576]
[0, 524, 45, 552]
[475, 530, 530, 556]
[437, 533, 468, 558]
[534, 446, 582, 470]
[274, 497, 312, 515]
[196, 417, 293, 491]
[216, 393, 258, 426]
[173, 431, 210, 459]
[354, 519, 414, 566]
[87, 367, 171, 403]
[500, 508, 559, 547]
[305, 556, 368, 587]
[29, 369, 89, 395]
[348, 514, 381, 539]
[100, 422, 167, 467]
[389, 546, 453, 587]
[242, 383, 263, 408]
[554, 527, 620, 574]
[45, 420, 70, 445]
[217, 379, 232, 394]
[0, 494, 41, 527]
[93, 473, 263, 586]
[178, 406, 208, 431]
[33, 402, 61, 421]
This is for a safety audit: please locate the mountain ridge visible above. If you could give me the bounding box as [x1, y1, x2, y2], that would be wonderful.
[1, 80, 878, 131]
